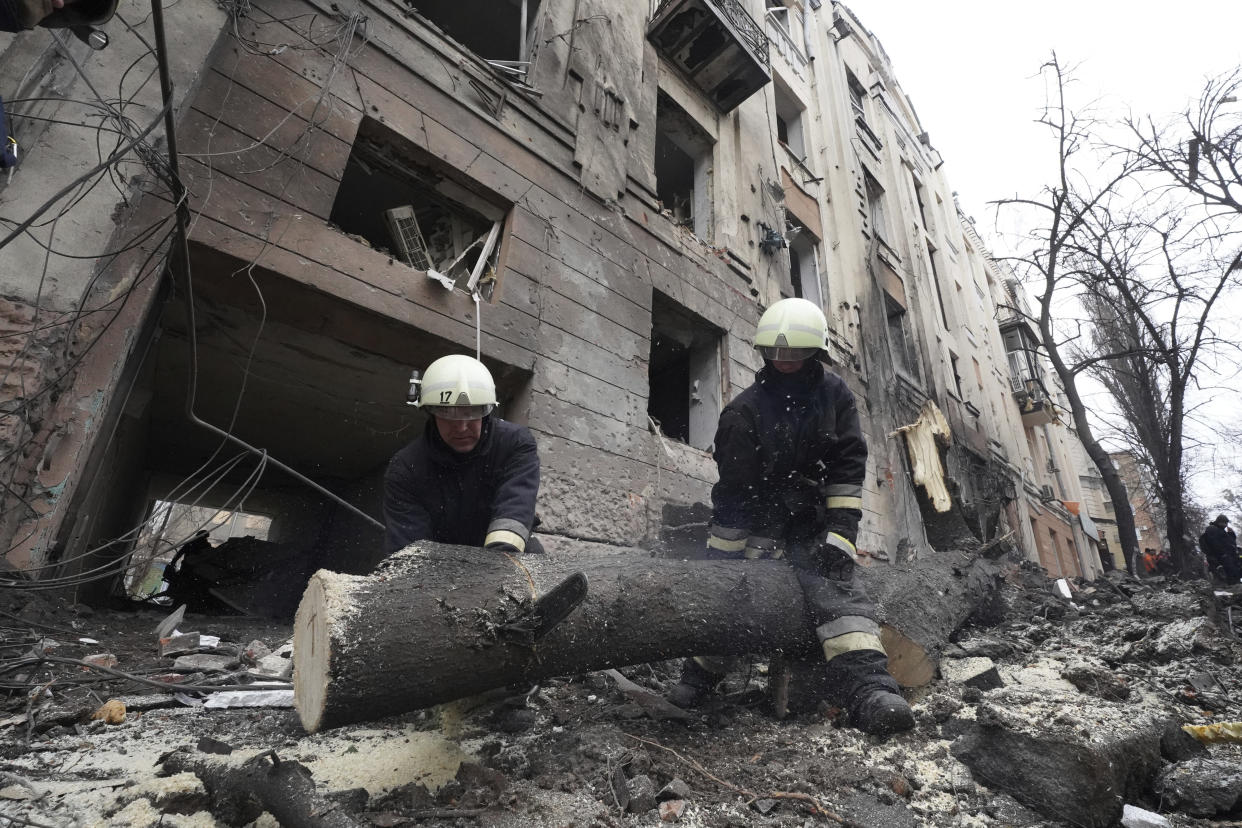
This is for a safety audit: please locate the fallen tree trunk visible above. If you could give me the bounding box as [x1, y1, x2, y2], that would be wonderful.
[293, 539, 1002, 732]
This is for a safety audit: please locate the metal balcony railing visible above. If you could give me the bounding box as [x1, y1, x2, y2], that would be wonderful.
[649, 0, 771, 113]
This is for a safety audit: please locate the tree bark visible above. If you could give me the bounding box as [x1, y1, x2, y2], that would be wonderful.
[293, 539, 1003, 732]
[162, 749, 362, 828]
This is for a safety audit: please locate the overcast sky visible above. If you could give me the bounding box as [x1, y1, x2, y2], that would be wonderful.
[844, 1, 1242, 227]
[841, 1, 1242, 507]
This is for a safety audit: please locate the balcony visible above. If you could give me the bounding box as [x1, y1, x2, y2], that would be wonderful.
[765, 15, 806, 81]
[649, 0, 771, 113]
[1015, 388, 1059, 428]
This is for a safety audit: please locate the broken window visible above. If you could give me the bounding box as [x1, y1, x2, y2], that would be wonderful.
[773, 78, 806, 160]
[786, 216, 824, 308]
[655, 91, 715, 241]
[885, 293, 918, 379]
[330, 119, 509, 298]
[648, 292, 723, 451]
[949, 351, 963, 398]
[847, 70, 867, 122]
[404, 0, 540, 68]
[912, 175, 930, 230]
[927, 243, 951, 331]
[125, 500, 272, 599]
[864, 170, 887, 241]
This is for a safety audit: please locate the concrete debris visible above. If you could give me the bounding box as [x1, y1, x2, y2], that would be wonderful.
[154, 604, 187, 639]
[1121, 803, 1172, 827]
[7, 561, 1242, 827]
[657, 777, 691, 802]
[159, 632, 202, 657]
[250, 640, 294, 679]
[201, 684, 294, 709]
[625, 774, 657, 813]
[1060, 658, 1131, 700]
[1154, 757, 1242, 816]
[940, 656, 1004, 690]
[950, 689, 1169, 827]
[171, 653, 235, 673]
[83, 652, 119, 668]
[659, 798, 686, 821]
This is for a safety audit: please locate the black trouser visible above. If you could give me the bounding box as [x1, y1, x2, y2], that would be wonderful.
[686, 532, 892, 700]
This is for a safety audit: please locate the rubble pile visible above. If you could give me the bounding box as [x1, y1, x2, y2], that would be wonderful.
[2, 563, 1242, 827]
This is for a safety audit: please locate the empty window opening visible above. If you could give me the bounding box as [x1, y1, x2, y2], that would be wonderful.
[949, 351, 963, 398]
[648, 292, 723, 450]
[927, 243, 951, 331]
[786, 216, 824, 309]
[126, 500, 272, 599]
[331, 118, 509, 297]
[885, 294, 918, 379]
[655, 91, 715, 241]
[912, 175, 931, 230]
[404, 0, 540, 65]
[847, 70, 867, 121]
[773, 77, 806, 160]
[864, 170, 887, 241]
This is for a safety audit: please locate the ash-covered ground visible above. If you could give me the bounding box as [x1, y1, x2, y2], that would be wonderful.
[3, 562, 1242, 828]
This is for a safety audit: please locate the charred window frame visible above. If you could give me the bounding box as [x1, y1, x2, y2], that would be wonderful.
[927, 242, 951, 331]
[655, 91, 715, 241]
[330, 119, 511, 300]
[648, 292, 724, 451]
[405, 0, 542, 69]
[885, 293, 918, 380]
[786, 216, 824, 309]
[864, 169, 887, 242]
[847, 70, 867, 123]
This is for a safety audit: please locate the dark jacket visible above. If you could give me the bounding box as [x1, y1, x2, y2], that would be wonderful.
[383, 417, 540, 555]
[1200, 523, 1240, 573]
[710, 360, 866, 544]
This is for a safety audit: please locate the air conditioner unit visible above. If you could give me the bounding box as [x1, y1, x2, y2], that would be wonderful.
[1039, 484, 1056, 501]
[383, 206, 431, 270]
[1009, 375, 1024, 393]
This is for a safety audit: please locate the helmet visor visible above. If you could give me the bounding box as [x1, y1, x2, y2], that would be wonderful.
[756, 346, 819, 362]
[425, 404, 495, 421]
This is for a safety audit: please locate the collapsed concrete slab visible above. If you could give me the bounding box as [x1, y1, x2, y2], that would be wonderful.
[1154, 757, 1242, 818]
[950, 688, 1169, 827]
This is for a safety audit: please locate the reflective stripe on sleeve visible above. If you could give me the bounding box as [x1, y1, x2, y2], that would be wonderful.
[708, 534, 747, 553]
[826, 496, 863, 511]
[484, 530, 527, 552]
[820, 631, 886, 662]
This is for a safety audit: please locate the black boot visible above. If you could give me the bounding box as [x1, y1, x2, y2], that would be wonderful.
[667, 658, 722, 709]
[825, 650, 915, 736]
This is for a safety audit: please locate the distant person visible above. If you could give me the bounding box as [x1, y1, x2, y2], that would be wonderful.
[383, 354, 542, 557]
[1200, 514, 1241, 583]
[667, 298, 914, 736]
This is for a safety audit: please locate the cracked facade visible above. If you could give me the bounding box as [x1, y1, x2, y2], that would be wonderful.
[1, 0, 1132, 593]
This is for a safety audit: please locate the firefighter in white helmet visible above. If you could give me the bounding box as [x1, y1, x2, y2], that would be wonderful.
[383, 354, 542, 556]
[668, 297, 914, 735]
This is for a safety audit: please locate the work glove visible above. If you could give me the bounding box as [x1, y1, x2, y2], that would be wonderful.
[817, 531, 858, 580]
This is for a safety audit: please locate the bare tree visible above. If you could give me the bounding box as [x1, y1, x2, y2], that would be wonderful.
[992, 54, 1146, 574]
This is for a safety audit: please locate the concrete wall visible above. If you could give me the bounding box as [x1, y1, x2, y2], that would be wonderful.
[0, 0, 229, 571]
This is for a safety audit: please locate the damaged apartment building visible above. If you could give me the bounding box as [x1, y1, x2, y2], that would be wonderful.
[0, 0, 1113, 605]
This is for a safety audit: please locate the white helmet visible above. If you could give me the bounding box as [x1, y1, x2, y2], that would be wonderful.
[754, 297, 828, 361]
[418, 355, 497, 420]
